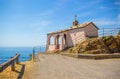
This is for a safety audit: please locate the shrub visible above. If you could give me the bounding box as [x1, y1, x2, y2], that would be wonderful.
[103, 36, 111, 41]
[68, 48, 73, 53]
[117, 31, 120, 35]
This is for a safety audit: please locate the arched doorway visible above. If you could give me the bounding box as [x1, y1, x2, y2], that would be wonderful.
[50, 36, 54, 45]
[63, 34, 67, 45]
[55, 35, 60, 49]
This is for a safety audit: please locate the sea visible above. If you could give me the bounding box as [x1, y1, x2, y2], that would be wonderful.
[0, 47, 45, 64]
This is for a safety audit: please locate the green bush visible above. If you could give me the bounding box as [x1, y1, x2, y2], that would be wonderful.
[117, 31, 120, 35]
[103, 36, 111, 41]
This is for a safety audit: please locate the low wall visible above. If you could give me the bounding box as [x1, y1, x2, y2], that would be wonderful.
[60, 53, 79, 58]
[48, 45, 56, 51]
[60, 53, 120, 59]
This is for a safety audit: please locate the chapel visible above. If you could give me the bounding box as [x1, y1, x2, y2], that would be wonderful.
[46, 16, 99, 53]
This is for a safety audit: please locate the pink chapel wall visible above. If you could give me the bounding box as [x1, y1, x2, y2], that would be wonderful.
[66, 28, 85, 47]
[84, 23, 98, 37]
[46, 23, 98, 52]
[47, 33, 67, 52]
[47, 28, 86, 52]
[48, 44, 56, 51]
[48, 34, 59, 51]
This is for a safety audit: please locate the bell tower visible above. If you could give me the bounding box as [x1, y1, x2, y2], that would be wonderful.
[73, 15, 79, 26]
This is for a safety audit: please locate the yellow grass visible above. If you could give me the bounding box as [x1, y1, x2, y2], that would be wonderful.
[0, 61, 34, 79]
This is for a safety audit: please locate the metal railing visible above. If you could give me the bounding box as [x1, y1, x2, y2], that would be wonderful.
[0, 54, 20, 72]
[74, 28, 120, 45]
[31, 46, 46, 61]
[98, 28, 120, 37]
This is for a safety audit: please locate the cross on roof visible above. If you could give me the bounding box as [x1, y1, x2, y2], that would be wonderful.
[74, 15, 77, 21]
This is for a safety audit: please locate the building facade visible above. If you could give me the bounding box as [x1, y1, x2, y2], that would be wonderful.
[46, 18, 99, 53]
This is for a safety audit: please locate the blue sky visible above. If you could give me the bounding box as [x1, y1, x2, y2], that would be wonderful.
[0, 0, 120, 47]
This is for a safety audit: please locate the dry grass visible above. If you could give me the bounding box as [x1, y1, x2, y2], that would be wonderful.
[0, 64, 22, 79]
[22, 61, 35, 79]
[0, 61, 34, 79]
[67, 35, 120, 54]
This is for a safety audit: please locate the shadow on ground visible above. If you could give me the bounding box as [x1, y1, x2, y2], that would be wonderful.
[16, 64, 25, 79]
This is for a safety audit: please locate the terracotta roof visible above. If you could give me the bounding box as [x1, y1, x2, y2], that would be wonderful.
[48, 22, 98, 35]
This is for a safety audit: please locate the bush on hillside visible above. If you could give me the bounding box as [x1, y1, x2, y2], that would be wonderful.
[64, 36, 120, 54]
[103, 36, 111, 41]
[117, 31, 120, 35]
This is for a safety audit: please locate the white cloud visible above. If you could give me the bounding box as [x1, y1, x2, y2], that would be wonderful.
[77, 0, 103, 10]
[39, 0, 70, 17]
[100, 6, 118, 10]
[118, 14, 120, 20]
[89, 0, 103, 4]
[99, 6, 107, 10]
[77, 12, 92, 17]
[56, 0, 69, 6]
[114, 0, 120, 5]
[33, 21, 51, 27]
[37, 0, 70, 18]
[92, 18, 120, 27]
[95, 20, 116, 25]
[29, 20, 52, 29]
[28, 20, 52, 34]
[39, 10, 54, 16]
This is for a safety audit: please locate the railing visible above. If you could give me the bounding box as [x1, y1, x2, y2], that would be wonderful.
[84, 28, 120, 37]
[98, 28, 120, 37]
[74, 28, 120, 45]
[0, 54, 20, 72]
[32, 46, 46, 61]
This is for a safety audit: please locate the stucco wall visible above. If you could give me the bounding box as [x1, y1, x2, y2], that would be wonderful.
[48, 44, 56, 51]
[84, 24, 98, 37]
[47, 23, 98, 52]
[66, 28, 85, 47]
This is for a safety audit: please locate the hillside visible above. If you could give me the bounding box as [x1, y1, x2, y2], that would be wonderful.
[66, 35, 120, 54]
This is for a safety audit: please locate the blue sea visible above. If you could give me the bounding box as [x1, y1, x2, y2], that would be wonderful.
[0, 47, 45, 64]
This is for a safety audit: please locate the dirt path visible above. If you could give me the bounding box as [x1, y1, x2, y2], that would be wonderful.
[24, 53, 120, 79]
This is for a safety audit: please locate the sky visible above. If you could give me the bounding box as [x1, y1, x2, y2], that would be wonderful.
[0, 0, 120, 47]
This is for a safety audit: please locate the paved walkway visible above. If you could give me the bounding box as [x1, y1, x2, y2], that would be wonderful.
[25, 53, 120, 79]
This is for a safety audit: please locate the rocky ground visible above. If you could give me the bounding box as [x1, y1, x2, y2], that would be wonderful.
[67, 35, 120, 54]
